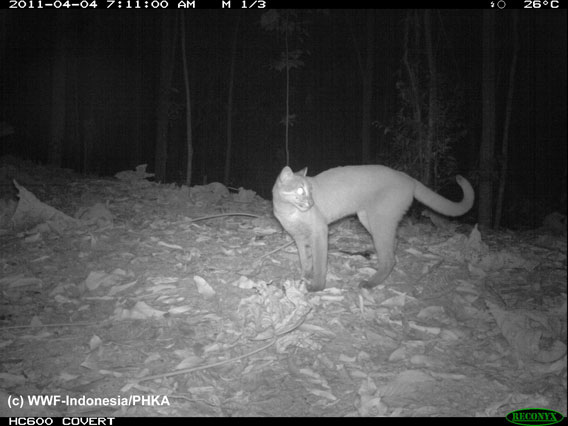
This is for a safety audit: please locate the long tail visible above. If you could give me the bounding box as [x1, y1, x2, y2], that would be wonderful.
[413, 175, 474, 217]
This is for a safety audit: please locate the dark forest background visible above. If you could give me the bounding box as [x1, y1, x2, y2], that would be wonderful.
[0, 9, 566, 229]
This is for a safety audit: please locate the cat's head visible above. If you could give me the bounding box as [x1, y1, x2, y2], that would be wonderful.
[274, 166, 314, 212]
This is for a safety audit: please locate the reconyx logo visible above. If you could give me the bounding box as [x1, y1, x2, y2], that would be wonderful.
[506, 408, 565, 426]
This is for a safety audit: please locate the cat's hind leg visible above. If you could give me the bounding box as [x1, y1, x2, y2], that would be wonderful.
[357, 210, 399, 289]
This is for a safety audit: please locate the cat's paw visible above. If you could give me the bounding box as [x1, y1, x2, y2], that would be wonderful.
[358, 279, 377, 290]
[304, 279, 325, 292]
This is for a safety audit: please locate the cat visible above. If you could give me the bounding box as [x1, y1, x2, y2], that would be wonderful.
[272, 165, 474, 292]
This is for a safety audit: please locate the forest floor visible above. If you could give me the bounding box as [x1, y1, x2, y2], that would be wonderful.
[0, 156, 566, 417]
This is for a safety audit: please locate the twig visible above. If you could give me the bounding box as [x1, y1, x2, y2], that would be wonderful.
[259, 240, 294, 261]
[0, 321, 103, 331]
[190, 213, 259, 222]
[244, 240, 295, 277]
[135, 315, 305, 383]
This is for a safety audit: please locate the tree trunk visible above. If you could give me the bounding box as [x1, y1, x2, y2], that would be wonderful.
[180, 13, 193, 186]
[49, 12, 66, 168]
[361, 10, 374, 164]
[403, 12, 423, 177]
[154, 12, 177, 183]
[0, 12, 7, 65]
[479, 10, 497, 227]
[494, 11, 519, 229]
[347, 11, 374, 164]
[424, 9, 436, 186]
[82, 14, 102, 175]
[224, 13, 241, 186]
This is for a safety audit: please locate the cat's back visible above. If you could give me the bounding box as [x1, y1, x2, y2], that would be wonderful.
[313, 165, 409, 189]
[309, 165, 414, 223]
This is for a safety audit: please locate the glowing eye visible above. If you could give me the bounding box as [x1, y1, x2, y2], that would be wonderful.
[296, 187, 305, 195]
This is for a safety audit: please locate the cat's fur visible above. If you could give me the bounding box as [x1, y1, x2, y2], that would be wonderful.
[272, 165, 474, 291]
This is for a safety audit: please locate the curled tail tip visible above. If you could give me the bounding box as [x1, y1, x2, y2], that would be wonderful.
[456, 175, 475, 210]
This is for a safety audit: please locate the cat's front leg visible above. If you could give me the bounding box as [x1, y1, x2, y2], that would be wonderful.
[306, 221, 329, 292]
[294, 235, 313, 280]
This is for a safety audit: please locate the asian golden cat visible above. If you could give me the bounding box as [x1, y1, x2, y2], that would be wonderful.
[272, 165, 474, 292]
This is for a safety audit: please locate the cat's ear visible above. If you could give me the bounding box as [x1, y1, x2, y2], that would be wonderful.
[279, 166, 294, 181]
[298, 167, 308, 176]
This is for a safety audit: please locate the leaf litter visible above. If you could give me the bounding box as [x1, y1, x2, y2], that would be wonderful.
[0, 157, 566, 417]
